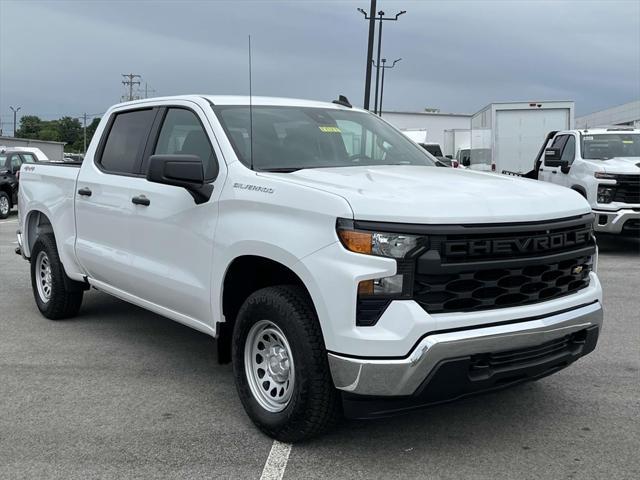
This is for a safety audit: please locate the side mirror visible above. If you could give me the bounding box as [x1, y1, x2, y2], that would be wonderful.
[560, 160, 571, 174]
[147, 154, 213, 204]
[544, 148, 561, 165]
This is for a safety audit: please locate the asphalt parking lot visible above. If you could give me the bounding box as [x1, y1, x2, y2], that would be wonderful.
[1, 210, 639, 480]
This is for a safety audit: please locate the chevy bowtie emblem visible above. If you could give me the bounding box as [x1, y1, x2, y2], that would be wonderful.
[572, 265, 584, 274]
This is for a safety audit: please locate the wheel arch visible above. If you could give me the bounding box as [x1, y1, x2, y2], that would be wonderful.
[25, 209, 55, 257]
[571, 184, 588, 198]
[217, 254, 317, 364]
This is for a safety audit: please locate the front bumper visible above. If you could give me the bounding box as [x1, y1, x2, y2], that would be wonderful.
[328, 301, 602, 399]
[593, 208, 640, 234]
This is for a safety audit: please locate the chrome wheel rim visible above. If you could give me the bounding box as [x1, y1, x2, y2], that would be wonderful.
[0, 196, 9, 215]
[35, 251, 52, 303]
[244, 320, 295, 413]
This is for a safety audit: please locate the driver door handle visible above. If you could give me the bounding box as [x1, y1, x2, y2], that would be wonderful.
[77, 187, 92, 197]
[132, 195, 150, 206]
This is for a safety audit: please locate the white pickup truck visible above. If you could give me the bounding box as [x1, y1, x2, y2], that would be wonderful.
[17, 95, 603, 441]
[528, 127, 640, 235]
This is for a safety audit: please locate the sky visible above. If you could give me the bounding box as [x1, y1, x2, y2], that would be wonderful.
[1, 0, 639, 134]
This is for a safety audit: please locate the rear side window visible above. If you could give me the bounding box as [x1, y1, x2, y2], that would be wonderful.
[152, 108, 218, 180]
[100, 109, 155, 174]
[20, 153, 36, 163]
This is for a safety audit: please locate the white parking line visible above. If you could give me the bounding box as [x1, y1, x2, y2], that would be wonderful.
[260, 440, 292, 480]
[0, 219, 18, 224]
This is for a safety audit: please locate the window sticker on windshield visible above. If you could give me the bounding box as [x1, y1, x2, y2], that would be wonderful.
[319, 126, 341, 133]
[584, 136, 593, 140]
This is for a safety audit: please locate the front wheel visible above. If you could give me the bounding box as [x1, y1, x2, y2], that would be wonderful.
[232, 285, 340, 442]
[30, 234, 83, 320]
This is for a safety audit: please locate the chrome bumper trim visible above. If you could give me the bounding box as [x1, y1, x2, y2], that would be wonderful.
[593, 208, 640, 234]
[328, 301, 603, 396]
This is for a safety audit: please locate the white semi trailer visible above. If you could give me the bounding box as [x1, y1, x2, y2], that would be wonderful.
[469, 101, 574, 174]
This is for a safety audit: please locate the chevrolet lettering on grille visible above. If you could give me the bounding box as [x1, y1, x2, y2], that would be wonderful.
[445, 228, 592, 257]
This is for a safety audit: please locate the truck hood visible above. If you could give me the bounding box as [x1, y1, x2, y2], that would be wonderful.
[585, 157, 640, 174]
[259, 165, 591, 224]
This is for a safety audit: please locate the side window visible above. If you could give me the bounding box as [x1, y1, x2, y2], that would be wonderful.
[10, 154, 22, 171]
[153, 108, 218, 181]
[545, 135, 568, 166]
[561, 136, 576, 164]
[99, 109, 156, 174]
[20, 153, 36, 163]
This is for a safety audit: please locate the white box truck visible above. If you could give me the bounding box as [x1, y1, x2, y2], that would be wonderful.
[443, 129, 470, 159]
[469, 101, 574, 174]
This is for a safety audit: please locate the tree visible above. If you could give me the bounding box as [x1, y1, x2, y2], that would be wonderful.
[57, 117, 82, 148]
[15, 115, 42, 139]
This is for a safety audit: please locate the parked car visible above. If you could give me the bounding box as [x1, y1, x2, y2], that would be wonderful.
[0, 148, 38, 219]
[525, 126, 640, 235]
[17, 95, 603, 441]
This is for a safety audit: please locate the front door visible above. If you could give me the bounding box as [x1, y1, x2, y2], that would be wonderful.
[121, 103, 223, 324]
[539, 134, 568, 184]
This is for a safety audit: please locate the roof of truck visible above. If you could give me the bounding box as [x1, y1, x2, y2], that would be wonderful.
[570, 126, 639, 134]
[114, 95, 363, 111]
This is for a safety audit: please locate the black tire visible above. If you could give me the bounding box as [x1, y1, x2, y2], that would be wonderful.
[30, 233, 83, 320]
[232, 285, 341, 442]
[0, 191, 10, 219]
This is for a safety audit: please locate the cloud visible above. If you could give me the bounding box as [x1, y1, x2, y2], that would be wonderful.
[1, 0, 638, 130]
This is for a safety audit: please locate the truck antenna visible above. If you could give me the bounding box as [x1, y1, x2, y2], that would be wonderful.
[248, 35, 254, 171]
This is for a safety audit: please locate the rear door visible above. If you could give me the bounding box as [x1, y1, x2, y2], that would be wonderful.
[119, 102, 223, 323]
[75, 107, 157, 289]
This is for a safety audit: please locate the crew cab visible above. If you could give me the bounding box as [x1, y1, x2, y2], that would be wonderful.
[17, 95, 603, 441]
[0, 148, 38, 219]
[530, 127, 640, 235]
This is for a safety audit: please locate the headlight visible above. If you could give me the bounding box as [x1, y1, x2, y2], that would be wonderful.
[597, 185, 615, 204]
[336, 219, 419, 259]
[594, 172, 616, 180]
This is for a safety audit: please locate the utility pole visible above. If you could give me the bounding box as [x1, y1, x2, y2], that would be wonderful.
[357, 0, 376, 111]
[121, 73, 141, 101]
[9, 106, 21, 137]
[83, 113, 87, 154]
[374, 58, 401, 117]
[143, 82, 157, 99]
[373, 10, 405, 115]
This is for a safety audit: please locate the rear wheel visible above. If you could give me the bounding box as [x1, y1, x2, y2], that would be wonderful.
[0, 191, 10, 219]
[30, 233, 84, 320]
[232, 285, 340, 442]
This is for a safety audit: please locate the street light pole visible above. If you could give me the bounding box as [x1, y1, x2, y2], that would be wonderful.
[374, 58, 401, 117]
[358, 6, 405, 113]
[358, 0, 376, 111]
[373, 10, 383, 115]
[9, 106, 21, 137]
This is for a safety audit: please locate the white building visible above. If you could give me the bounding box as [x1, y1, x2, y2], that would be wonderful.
[0, 136, 66, 161]
[381, 111, 471, 150]
[576, 100, 640, 129]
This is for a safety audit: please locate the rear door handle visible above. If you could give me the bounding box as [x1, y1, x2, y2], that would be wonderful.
[77, 187, 92, 197]
[132, 195, 150, 206]
[551, 170, 557, 174]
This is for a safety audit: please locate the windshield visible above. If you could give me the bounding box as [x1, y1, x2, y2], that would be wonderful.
[469, 148, 492, 165]
[0, 155, 6, 169]
[214, 106, 437, 171]
[581, 133, 640, 159]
